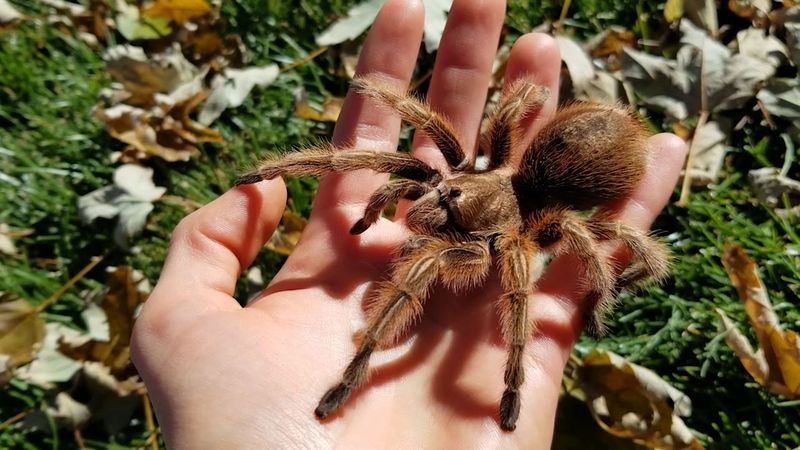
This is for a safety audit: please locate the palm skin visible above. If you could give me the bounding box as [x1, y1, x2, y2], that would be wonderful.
[130, 0, 688, 448]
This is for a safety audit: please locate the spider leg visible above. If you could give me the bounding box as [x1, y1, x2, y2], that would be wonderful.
[350, 179, 429, 235]
[315, 238, 491, 419]
[236, 144, 441, 185]
[492, 229, 540, 431]
[530, 210, 616, 336]
[352, 77, 469, 170]
[484, 80, 549, 170]
[585, 219, 670, 291]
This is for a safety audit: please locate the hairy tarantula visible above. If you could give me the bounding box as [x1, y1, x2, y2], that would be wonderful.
[235, 77, 669, 431]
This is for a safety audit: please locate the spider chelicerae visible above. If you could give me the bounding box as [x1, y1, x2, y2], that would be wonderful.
[235, 76, 669, 431]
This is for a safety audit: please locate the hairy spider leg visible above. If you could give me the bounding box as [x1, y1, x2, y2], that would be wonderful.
[315, 238, 492, 419]
[492, 228, 540, 431]
[235, 144, 441, 186]
[484, 81, 550, 170]
[352, 77, 470, 170]
[529, 210, 616, 336]
[350, 179, 429, 235]
[585, 219, 670, 292]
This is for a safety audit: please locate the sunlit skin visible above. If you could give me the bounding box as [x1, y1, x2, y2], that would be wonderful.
[130, 0, 687, 447]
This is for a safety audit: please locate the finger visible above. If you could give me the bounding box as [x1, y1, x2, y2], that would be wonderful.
[411, 0, 506, 170]
[314, 0, 424, 211]
[530, 133, 688, 366]
[603, 133, 689, 228]
[502, 32, 561, 162]
[137, 180, 287, 332]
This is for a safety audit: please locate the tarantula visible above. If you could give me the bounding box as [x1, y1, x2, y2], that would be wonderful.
[235, 77, 669, 431]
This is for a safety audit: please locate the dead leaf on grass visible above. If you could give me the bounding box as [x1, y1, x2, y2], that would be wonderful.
[0, 0, 22, 26]
[116, 1, 172, 42]
[316, 0, 451, 52]
[716, 244, 800, 397]
[0, 223, 20, 256]
[294, 89, 345, 122]
[141, 0, 212, 24]
[685, 119, 730, 185]
[15, 323, 87, 389]
[587, 26, 636, 59]
[58, 266, 148, 375]
[578, 348, 704, 450]
[685, 0, 719, 33]
[265, 210, 307, 256]
[198, 64, 280, 125]
[729, 0, 771, 24]
[622, 21, 781, 120]
[78, 165, 166, 248]
[757, 78, 800, 119]
[556, 35, 619, 104]
[748, 167, 800, 210]
[0, 292, 46, 369]
[103, 44, 200, 107]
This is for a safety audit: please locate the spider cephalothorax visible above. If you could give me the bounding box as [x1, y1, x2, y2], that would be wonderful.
[236, 77, 669, 431]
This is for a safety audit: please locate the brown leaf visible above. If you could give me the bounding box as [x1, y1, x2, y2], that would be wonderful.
[728, 0, 771, 24]
[141, 0, 212, 24]
[294, 90, 345, 122]
[578, 349, 704, 450]
[95, 81, 222, 162]
[0, 292, 46, 368]
[587, 27, 636, 58]
[719, 243, 800, 397]
[58, 267, 147, 376]
[265, 211, 307, 256]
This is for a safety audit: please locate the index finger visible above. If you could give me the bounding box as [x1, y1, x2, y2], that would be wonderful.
[313, 0, 425, 213]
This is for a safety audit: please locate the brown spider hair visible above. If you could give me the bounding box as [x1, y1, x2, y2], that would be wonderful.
[236, 76, 669, 431]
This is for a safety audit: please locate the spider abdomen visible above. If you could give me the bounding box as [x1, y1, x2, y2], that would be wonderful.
[515, 103, 650, 211]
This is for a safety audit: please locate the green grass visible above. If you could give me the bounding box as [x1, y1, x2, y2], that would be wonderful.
[1, 0, 799, 448]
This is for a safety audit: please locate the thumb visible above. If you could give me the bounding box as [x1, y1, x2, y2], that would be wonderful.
[134, 179, 287, 343]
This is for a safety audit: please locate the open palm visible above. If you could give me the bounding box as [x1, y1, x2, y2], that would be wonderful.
[131, 0, 687, 448]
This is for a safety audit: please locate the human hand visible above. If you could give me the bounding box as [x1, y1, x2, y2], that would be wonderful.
[131, 0, 688, 448]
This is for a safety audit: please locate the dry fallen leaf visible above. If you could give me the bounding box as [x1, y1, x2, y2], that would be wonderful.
[757, 78, 800, 120]
[198, 64, 280, 125]
[294, 90, 345, 122]
[556, 35, 619, 104]
[685, 0, 719, 33]
[623, 21, 781, 121]
[728, 0, 771, 24]
[116, 1, 172, 42]
[716, 244, 800, 397]
[78, 164, 167, 248]
[103, 44, 200, 107]
[58, 266, 148, 375]
[0, 0, 22, 26]
[748, 167, 800, 209]
[577, 348, 704, 450]
[685, 119, 730, 186]
[21, 268, 148, 435]
[265, 210, 307, 256]
[15, 323, 86, 388]
[141, 0, 212, 24]
[0, 223, 19, 256]
[96, 45, 225, 162]
[316, 0, 451, 52]
[587, 27, 636, 58]
[0, 292, 46, 369]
